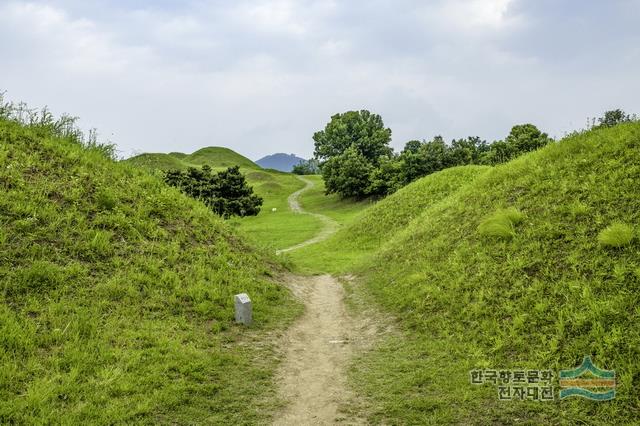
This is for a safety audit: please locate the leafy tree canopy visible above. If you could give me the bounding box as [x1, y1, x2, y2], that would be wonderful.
[597, 109, 633, 128]
[292, 159, 320, 175]
[313, 110, 392, 165]
[321, 146, 373, 198]
[164, 165, 262, 218]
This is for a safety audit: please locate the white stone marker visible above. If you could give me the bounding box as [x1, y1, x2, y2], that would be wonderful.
[234, 293, 252, 326]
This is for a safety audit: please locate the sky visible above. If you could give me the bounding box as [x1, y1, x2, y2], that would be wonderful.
[1, 0, 639, 160]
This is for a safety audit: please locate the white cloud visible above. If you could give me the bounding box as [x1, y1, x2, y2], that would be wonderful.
[0, 0, 638, 160]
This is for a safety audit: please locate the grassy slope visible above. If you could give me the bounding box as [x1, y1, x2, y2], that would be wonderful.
[290, 166, 490, 273]
[125, 147, 259, 171]
[0, 119, 302, 424]
[349, 123, 640, 424]
[186, 147, 258, 169]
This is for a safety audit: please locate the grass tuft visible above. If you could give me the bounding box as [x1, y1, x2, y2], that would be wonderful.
[598, 223, 635, 247]
[477, 207, 523, 239]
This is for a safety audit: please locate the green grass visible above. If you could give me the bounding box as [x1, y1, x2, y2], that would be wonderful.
[598, 223, 635, 247]
[477, 207, 524, 240]
[125, 146, 259, 171]
[294, 175, 373, 224]
[347, 122, 640, 424]
[288, 166, 490, 273]
[185, 147, 259, 169]
[229, 174, 324, 252]
[0, 118, 302, 424]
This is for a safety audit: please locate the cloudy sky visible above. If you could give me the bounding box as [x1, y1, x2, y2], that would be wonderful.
[1, 0, 639, 160]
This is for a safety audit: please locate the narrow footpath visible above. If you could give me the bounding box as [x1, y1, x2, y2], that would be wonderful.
[273, 176, 374, 424]
[276, 176, 338, 255]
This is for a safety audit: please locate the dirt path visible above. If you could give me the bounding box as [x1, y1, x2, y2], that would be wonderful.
[273, 275, 367, 425]
[272, 179, 388, 424]
[276, 176, 338, 255]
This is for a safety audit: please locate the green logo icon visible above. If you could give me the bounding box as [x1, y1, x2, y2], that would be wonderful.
[559, 356, 616, 401]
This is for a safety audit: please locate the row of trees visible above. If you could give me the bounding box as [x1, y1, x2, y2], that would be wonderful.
[313, 109, 632, 198]
[164, 165, 263, 218]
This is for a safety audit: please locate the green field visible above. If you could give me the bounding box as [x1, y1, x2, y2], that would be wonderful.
[289, 166, 490, 273]
[125, 147, 259, 171]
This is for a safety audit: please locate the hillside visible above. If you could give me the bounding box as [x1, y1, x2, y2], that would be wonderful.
[346, 123, 640, 424]
[290, 165, 490, 272]
[255, 153, 305, 172]
[125, 146, 258, 171]
[0, 118, 300, 423]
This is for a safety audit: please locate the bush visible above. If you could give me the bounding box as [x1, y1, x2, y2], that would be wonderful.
[164, 165, 263, 218]
[292, 159, 319, 175]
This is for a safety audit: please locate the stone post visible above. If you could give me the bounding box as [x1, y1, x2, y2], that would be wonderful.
[234, 293, 252, 326]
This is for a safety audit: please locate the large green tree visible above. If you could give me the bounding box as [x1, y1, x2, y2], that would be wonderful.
[480, 124, 552, 165]
[313, 110, 392, 197]
[596, 109, 632, 128]
[320, 146, 373, 198]
[313, 110, 392, 164]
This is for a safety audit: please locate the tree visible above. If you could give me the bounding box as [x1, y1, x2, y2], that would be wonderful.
[164, 165, 262, 218]
[447, 136, 489, 166]
[402, 139, 422, 154]
[313, 110, 393, 197]
[292, 159, 319, 175]
[505, 124, 552, 154]
[597, 109, 632, 128]
[321, 146, 373, 198]
[480, 124, 552, 165]
[313, 110, 392, 165]
[368, 155, 402, 196]
[397, 136, 449, 185]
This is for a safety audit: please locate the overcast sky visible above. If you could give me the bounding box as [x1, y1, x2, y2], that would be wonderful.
[1, 0, 639, 160]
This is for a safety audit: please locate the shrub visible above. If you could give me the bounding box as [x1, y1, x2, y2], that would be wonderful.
[164, 165, 263, 218]
[598, 223, 635, 247]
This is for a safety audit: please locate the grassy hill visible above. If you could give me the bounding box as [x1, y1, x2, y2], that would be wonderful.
[343, 123, 640, 424]
[125, 146, 259, 171]
[290, 165, 490, 272]
[0, 118, 301, 423]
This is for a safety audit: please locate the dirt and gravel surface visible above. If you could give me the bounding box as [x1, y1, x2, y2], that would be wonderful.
[272, 178, 392, 424]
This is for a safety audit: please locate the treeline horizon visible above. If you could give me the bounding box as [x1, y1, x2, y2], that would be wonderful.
[309, 108, 636, 198]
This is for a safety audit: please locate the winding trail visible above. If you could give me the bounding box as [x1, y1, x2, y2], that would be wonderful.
[276, 176, 338, 255]
[271, 177, 385, 424]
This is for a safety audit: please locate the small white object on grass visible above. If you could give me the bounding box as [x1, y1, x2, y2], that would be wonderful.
[234, 293, 252, 326]
[272, 207, 277, 212]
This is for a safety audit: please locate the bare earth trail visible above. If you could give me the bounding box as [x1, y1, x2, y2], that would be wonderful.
[272, 177, 382, 424]
[274, 275, 365, 425]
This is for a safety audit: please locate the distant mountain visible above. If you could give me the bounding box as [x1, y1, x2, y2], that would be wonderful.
[255, 153, 306, 172]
